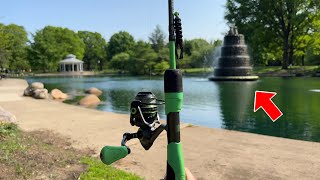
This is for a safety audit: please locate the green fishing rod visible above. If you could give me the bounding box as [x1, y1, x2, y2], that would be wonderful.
[100, 0, 186, 179]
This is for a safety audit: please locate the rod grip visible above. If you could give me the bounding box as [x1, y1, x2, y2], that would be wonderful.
[100, 146, 129, 165]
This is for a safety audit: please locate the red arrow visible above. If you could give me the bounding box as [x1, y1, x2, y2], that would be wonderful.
[254, 91, 283, 122]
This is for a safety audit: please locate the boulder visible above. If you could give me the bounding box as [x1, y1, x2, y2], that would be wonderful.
[33, 88, 48, 99]
[0, 107, 17, 123]
[79, 94, 101, 106]
[85, 87, 103, 96]
[31, 82, 44, 90]
[51, 89, 68, 100]
[23, 87, 33, 96]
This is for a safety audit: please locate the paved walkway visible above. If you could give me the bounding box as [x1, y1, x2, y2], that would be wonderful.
[1, 79, 320, 179]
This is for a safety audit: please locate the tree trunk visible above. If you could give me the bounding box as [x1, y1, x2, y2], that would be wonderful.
[289, 35, 294, 66]
[301, 54, 305, 66]
[282, 33, 289, 69]
[99, 60, 103, 71]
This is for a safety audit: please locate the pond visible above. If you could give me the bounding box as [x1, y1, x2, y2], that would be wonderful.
[26, 75, 320, 142]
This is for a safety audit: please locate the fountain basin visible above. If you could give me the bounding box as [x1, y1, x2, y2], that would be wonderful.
[209, 75, 259, 81]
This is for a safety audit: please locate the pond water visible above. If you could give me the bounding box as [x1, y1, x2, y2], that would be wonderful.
[26, 76, 320, 142]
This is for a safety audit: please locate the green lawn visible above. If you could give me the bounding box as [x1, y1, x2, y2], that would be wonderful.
[0, 122, 141, 180]
[253, 66, 319, 76]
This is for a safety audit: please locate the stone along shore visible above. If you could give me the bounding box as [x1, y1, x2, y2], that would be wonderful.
[0, 79, 320, 180]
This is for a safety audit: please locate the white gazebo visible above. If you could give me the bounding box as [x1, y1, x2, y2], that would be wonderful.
[59, 54, 84, 72]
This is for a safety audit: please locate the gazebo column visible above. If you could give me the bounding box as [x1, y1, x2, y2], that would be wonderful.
[63, 64, 66, 72]
[72, 63, 74, 72]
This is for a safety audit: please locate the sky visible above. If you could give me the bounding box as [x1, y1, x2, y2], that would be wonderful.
[0, 0, 228, 42]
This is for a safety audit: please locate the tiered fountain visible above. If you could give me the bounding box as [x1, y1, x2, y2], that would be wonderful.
[209, 27, 259, 81]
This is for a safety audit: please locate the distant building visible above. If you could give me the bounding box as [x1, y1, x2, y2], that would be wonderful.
[59, 54, 84, 72]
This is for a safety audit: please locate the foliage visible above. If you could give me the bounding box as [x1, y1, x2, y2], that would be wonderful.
[154, 61, 170, 74]
[107, 31, 135, 60]
[78, 31, 107, 71]
[182, 39, 222, 68]
[0, 123, 19, 138]
[79, 157, 141, 180]
[149, 25, 166, 53]
[109, 52, 130, 71]
[28, 26, 85, 72]
[0, 23, 29, 71]
[128, 41, 158, 75]
[225, 0, 320, 68]
[1, 22, 224, 75]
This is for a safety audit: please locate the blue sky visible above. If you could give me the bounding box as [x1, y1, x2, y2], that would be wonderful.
[0, 0, 228, 42]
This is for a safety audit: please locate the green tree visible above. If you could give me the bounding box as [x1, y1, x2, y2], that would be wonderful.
[78, 31, 107, 71]
[154, 61, 170, 74]
[183, 39, 220, 68]
[149, 25, 166, 53]
[109, 52, 130, 71]
[0, 23, 29, 71]
[29, 26, 85, 72]
[107, 31, 135, 60]
[225, 0, 320, 69]
[128, 40, 158, 75]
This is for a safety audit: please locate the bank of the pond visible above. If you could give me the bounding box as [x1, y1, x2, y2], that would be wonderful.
[1, 78, 320, 179]
[0, 123, 141, 180]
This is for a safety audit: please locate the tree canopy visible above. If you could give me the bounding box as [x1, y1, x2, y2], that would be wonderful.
[0, 23, 29, 71]
[225, 0, 320, 68]
[107, 31, 135, 60]
[29, 26, 85, 72]
[1, 23, 222, 75]
[78, 31, 107, 71]
[149, 25, 166, 53]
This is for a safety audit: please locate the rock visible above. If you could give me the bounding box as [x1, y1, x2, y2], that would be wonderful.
[33, 88, 48, 99]
[85, 87, 103, 96]
[79, 94, 100, 106]
[0, 107, 17, 123]
[51, 89, 68, 100]
[31, 82, 44, 90]
[23, 87, 33, 96]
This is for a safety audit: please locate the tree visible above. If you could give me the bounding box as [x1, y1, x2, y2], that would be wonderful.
[107, 31, 135, 60]
[225, 0, 320, 69]
[0, 23, 29, 71]
[29, 26, 85, 72]
[78, 31, 107, 71]
[128, 40, 158, 75]
[149, 25, 166, 53]
[154, 61, 170, 74]
[109, 52, 130, 71]
[183, 39, 220, 68]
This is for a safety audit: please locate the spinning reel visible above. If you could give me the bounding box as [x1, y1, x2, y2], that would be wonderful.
[100, 92, 166, 164]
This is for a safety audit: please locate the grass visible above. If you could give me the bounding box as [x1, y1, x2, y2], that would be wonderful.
[0, 122, 142, 180]
[253, 65, 319, 76]
[182, 67, 213, 74]
[79, 157, 142, 180]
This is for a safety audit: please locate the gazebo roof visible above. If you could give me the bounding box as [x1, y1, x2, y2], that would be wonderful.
[59, 54, 83, 64]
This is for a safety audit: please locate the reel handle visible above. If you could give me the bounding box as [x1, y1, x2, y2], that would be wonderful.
[100, 146, 129, 165]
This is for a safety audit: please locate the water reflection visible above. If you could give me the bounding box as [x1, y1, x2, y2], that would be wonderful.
[26, 76, 320, 142]
[216, 81, 257, 130]
[216, 77, 320, 142]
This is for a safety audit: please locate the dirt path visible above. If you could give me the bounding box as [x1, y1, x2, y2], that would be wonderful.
[1, 79, 320, 180]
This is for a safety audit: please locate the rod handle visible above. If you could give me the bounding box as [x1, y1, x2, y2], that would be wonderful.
[100, 146, 129, 165]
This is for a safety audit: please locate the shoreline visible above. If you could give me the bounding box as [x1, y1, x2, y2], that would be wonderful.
[1, 78, 320, 179]
[15, 66, 319, 78]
